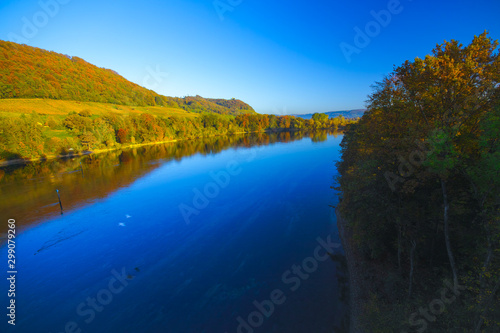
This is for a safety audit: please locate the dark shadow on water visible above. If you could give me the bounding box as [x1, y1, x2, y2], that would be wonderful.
[328, 252, 350, 333]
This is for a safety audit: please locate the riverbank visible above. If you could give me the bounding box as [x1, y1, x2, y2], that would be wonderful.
[0, 128, 346, 168]
[0, 131, 260, 168]
[336, 205, 365, 333]
[0, 138, 182, 168]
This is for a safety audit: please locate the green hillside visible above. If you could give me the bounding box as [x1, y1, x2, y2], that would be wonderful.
[0, 40, 255, 115]
[0, 98, 199, 118]
[0, 41, 355, 164]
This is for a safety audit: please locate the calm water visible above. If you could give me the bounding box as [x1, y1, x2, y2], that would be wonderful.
[1, 131, 348, 333]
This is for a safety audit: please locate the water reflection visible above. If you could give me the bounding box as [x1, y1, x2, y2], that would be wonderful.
[0, 129, 348, 333]
[310, 131, 328, 143]
[0, 130, 341, 234]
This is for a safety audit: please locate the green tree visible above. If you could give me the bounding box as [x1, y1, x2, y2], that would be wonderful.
[312, 113, 328, 128]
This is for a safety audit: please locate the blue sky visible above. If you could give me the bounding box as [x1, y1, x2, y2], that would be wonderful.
[1, 0, 500, 114]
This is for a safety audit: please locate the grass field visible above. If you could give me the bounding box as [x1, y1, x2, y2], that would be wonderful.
[0, 98, 200, 118]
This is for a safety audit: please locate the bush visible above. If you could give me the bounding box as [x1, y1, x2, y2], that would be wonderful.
[79, 109, 92, 117]
[45, 116, 61, 129]
[63, 114, 91, 134]
[116, 128, 129, 144]
[79, 132, 99, 150]
[46, 137, 63, 154]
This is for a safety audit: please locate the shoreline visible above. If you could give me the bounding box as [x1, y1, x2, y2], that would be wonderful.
[0, 139, 180, 168]
[0, 132, 251, 168]
[336, 205, 365, 333]
[0, 128, 344, 168]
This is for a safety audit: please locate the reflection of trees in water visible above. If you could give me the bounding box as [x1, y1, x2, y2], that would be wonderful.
[310, 131, 328, 142]
[0, 130, 342, 233]
[328, 252, 350, 333]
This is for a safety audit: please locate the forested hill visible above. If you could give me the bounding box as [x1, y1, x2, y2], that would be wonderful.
[0, 40, 255, 115]
[295, 109, 365, 120]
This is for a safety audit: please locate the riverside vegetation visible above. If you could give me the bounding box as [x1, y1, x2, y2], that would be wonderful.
[335, 32, 499, 332]
[0, 40, 354, 162]
[0, 107, 352, 161]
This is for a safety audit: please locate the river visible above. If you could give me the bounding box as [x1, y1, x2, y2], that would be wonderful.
[0, 130, 348, 333]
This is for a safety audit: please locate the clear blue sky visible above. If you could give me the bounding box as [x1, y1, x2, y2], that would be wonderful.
[1, 0, 499, 114]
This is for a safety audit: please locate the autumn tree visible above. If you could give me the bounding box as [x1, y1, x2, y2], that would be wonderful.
[312, 113, 328, 128]
[395, 31, 500, 290]
[336, 32, 500, 331]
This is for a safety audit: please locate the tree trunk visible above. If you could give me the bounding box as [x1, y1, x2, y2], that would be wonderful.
[480, 231, 493, 289]
[441, 178, 459, 290]
[398, 225, 402, 274]
[408, 240, 417, 299]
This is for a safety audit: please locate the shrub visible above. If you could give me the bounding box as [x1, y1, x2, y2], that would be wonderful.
[116, 128, 129, 144]
[45, 116, 60, 129]
[79, 109, 92, 117]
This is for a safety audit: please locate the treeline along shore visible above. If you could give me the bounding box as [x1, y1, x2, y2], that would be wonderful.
[335, 32, 499, 332]
[0, 109, 355, 165]
[0, 40, 356, 165]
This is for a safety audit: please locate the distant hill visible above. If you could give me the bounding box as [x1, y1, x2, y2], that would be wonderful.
[295, 109, 365, 119]
[0, 40, 255, 115]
